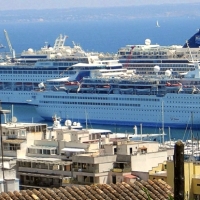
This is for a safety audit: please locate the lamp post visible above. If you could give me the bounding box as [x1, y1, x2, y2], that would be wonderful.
[0, 108, 11, 192]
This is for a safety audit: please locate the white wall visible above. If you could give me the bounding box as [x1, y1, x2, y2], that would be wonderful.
[131, 171, 149, 181]
[99, 163, 113, 173]
[64, 141, 88, 148]
[104, 145, 115, 155]
[34, 140, 58, 146]
[26, 131, 43, 146]
[118, 142, 159, 155]
[98, 175, 108, 184]
[131, 151, 168, 172]
[17, 142, 27, 158]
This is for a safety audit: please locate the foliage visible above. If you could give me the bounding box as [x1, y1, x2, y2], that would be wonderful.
[143, 187, 174, 200]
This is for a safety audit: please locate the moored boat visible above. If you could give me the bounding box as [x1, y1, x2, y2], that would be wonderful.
[28, 66, 200, 128]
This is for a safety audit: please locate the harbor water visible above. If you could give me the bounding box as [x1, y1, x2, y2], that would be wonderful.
[1, 103, 199, 143]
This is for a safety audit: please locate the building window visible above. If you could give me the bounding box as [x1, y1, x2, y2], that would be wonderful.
[90, 177, 94, 183]
[130, 148, 133, 154]
[114, 148, 117, 154]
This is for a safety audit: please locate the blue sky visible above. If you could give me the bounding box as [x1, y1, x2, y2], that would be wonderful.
[0, 0, 198, 10]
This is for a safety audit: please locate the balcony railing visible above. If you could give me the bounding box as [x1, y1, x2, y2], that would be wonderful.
[8, 135, 26, 139]
[69, 179, 95, 185]
[20, 181, 61, 188]
[111, 167, 131, 173]
[73, 168, 99, 173]
[3, 147, 20, 151]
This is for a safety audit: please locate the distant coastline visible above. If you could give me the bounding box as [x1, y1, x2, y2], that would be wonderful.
[0, 3, 200, 23]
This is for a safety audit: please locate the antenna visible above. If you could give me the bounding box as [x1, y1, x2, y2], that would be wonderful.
[133, 125, 137, 135]
[186, 40, 194, 62]
[85, 110, 88, 130]
[11, 104, 13, 119]
[186, 40, 199, 70]
[191, 112, 194, 156]
[3, 29, 15, 59]
[161, 100, 165, 144]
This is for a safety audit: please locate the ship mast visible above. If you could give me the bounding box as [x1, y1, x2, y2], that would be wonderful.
[161, 100, 165, 144]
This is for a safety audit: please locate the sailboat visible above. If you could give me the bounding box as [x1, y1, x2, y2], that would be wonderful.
[0, 44, 5, 49]
[156, 20, 160, 28]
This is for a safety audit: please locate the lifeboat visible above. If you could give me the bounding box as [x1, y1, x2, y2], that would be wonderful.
[96, 84, 111, 91]
[165, 82, 182, 90]
[25, 82, 33, 86]
[15, 82, 22, 86]
[65, 81, 80, 86]
[80, 84, 94, 92]
[64, 81, 80, 90]
[182, 85, 196, 93]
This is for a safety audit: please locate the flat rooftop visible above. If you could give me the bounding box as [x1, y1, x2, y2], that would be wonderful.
[17, 157, 71, 164]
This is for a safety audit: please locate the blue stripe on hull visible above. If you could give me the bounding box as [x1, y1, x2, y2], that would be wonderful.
[40, 116, 199, 129]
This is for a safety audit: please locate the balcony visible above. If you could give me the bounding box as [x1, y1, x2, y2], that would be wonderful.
[111, 167, 131, 173]
[60, 155, 72, 161]
[69, 178, 95, 185]
[73, 167, 99, 173]
[8, 135, 26, 139]
[20, 180, 61, 189]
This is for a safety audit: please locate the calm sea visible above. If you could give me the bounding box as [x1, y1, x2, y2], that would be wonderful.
[1, 17, 200, 141]
[0, 17, 199, 53]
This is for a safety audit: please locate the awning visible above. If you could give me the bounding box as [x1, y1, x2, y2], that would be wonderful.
[124, 174, 137, 179]
[28, 146, 57, 150]
[3, 139, 25, 144]
[61, 148, 85, 152]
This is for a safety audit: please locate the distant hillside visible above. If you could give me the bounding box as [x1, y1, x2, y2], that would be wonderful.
[0, 3, 200, 23]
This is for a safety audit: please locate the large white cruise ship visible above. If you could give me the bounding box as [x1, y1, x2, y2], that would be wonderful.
[28, 65, 200, 128]
[0, 58, 126, 103]
[0, 34, 118, 103]
[118, 29, 200, 75]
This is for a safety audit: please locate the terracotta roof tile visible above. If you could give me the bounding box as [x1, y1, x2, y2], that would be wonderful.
[0, 179, 174, 200]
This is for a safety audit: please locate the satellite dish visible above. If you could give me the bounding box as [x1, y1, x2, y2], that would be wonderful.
[73, 122, 77, 126]
[65, 120, 72, 126]
[12, 116, 17, 123]
[56, 53, 62, 57]
[145, 39, 151, 45]
[77, 122, 81, 126]
[165, 70, 172, 77]
[27, 48, 34, 53]
[154, 65, 160, 73]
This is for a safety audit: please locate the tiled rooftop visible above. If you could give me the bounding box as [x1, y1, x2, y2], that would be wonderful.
[0, 179, 173, 200]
